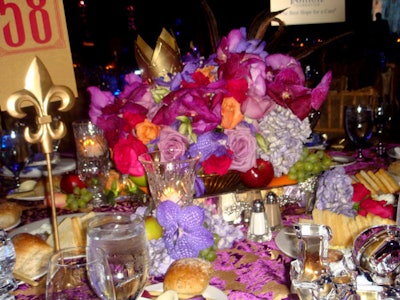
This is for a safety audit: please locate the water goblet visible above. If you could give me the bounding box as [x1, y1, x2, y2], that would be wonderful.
[46, 247, 115, 300]
[374, 101, 392, 156]
[87, 213, 150, 300]
[344, 105, 374, 161]
[0, 229, 17, 299]
[1, 129, 31, 189]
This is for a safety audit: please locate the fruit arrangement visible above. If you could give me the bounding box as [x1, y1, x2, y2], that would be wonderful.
[44, 173, 93, 210]
[65, 186, 93, 210]
[198, 233, 220, 262]
[240, 158, 274, 188]
[288, 148, 332, 182]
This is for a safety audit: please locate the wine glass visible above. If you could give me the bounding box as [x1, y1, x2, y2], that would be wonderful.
[344, 105, 374, 160]
[87, 213, 150, 300]
[374, 101, 392, 156]
[0, 129, 31, 189]
[46, 247, 115, 300]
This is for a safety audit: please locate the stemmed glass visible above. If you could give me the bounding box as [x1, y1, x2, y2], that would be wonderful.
[87, 213, 150, 300]
[0, 129, 31, 189]
[344, 105, 374, 161]
[46, 247, 115, 300]
[374, 101, 392, 156]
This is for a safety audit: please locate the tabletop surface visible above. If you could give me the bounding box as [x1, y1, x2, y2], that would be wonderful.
[4, 143, 400, 300]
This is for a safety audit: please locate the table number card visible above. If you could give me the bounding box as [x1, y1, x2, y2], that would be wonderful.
[0, 0, 77, 110]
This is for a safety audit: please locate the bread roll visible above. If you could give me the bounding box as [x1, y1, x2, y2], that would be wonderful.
[46, 212, 96, 249]
[12, 233, 53, 279]
[0, 202, 22, 229]
[163, 258, 213, 299]
[388, 160, 400, 175]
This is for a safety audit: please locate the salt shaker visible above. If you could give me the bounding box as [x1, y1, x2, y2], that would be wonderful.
[247, 199, 272, 242]
[0, 229, 17, 299]
[264, 192, 282, 232]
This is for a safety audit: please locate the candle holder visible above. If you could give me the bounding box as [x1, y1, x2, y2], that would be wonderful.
[138, 149, 200, 208]
[72, 120, 109, 206]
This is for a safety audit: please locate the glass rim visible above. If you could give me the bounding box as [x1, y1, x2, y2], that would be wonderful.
[87, 212, 144, 232]
[49, 246, 105, 267]
[138, 150, 201, 164]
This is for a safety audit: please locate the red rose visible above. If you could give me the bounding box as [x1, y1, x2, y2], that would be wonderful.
[202, 153, 233, 176]
[113, 134, 148, 176]
[122, 112, 146, 132]
[359, 198, 394, 219]
[352, 182, 371, 203]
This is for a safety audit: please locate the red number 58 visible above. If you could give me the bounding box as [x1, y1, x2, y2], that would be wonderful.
[0, 0, 52, 47]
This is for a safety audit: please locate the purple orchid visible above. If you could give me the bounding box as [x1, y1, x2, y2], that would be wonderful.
[156, 201, 214, 259]
[188, 131, 229, 162]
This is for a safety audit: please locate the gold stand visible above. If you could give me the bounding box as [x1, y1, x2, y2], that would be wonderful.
[6, 56, 75, 251]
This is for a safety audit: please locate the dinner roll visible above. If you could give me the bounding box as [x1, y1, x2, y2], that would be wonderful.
[0, 202, 22, 229]
[163, 258, 213, 299]
[12, 233, 53, 279]
[388, 160, 400, 176]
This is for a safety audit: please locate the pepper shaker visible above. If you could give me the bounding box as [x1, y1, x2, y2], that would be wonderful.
[264, 191, 282, 232]
[247, 199, 272, 242]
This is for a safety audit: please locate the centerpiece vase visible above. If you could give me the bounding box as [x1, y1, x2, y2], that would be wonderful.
[138, 149, 200, 208]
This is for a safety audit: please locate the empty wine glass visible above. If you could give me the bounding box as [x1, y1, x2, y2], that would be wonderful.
[46, 247, 115, 300]
[0, 129, 31, 189]
[344, 105, 374, 161]
[374, 101, 392, 156]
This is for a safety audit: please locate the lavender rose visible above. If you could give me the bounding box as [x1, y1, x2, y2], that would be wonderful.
[157, 127, 189, 161]
[226, 125, 257, 172]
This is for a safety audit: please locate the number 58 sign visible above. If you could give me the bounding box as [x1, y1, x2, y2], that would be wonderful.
[0, 0, 77, 110]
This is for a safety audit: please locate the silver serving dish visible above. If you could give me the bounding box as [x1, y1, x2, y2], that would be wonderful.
[353, 225, 400, 287]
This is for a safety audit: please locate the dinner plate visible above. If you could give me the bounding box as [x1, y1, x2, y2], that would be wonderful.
[275, 228, 298, 259]
[7, 181, 45, 201]
[4, 218, 21, 231]
[330, 155, 356, 168]
[42, 158, 76, 176]
[8, 213, 87, 238]
[140, 283, 228, 300]
[1, 158, 76, 178]
[387, 147, 400, 160]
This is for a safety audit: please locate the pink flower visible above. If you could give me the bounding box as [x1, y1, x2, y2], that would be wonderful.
[226, 126, 257, 172]
[157, 127, 189, 159]
[87, 87, 115, 124]
[113, 134, 148, 176]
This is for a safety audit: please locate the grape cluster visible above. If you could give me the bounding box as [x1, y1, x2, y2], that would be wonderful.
[198, 233, 220, 262]
[288, 148, 332, 182]
[66, 187, 93, 210]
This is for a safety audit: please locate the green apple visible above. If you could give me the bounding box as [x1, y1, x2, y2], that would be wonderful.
[144, 216, 163, 240]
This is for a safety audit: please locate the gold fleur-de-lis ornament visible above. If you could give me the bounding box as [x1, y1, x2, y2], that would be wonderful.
[7, 56, 75, 251]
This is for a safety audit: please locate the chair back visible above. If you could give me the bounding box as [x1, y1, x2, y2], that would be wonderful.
[314, 87, 379, 138]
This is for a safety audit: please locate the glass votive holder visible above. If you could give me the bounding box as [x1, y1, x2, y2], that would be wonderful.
[72, 120, 109, 176]
[138, 149, 200, 208]
[72, 120, 110, 207]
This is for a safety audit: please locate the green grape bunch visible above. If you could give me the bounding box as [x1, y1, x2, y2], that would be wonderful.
[288, 148, 332, 182]
[199, 233, 220, 262]
[66, 186, 93, 210]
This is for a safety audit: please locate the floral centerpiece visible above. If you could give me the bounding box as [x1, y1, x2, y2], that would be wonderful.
[88, 27, 332, 197]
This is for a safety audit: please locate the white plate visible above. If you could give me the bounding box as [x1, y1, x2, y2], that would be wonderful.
[330, 155, 356, 168]
[1, 158, 76, 178]
[4, 218, 21, 231]
[8, 213, 87, 238]
[9, 195, 45, 201]
[388, 147, 400, 160]
[275, 229, 298, 259]
[42, 158, 76, 176]
[140, 283, 228, 300]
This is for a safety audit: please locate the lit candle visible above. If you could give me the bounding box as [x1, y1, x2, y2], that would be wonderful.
[80, 136, 107, 158]
[160, 187, 182, 203]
